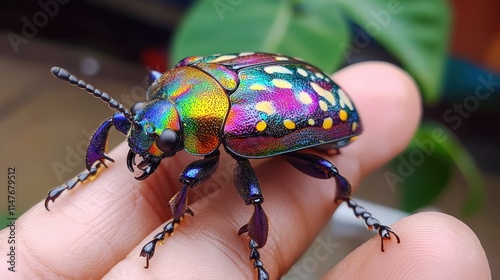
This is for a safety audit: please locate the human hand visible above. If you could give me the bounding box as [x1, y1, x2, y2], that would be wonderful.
[0, 62, 490, 279]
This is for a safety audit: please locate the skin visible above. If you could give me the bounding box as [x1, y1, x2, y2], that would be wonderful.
[0, 62, 490, 279]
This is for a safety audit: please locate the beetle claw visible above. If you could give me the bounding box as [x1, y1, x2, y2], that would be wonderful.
[140, 241, 156, 268]
[185, 207, 194, 216]
[134, 159, 160, 181]
[379, 225, 400, 252]
[140, 220, 179, 269]
[128, 149, 161, 181]
[127, 149, 136, 172]
[238, 224, 249, 235]
[44, 185, 67, 210]
[345, 198, 400, 252]
[137, 159, 149, 169]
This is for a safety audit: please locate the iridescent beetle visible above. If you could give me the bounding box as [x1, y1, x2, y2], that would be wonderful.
[46, 52, 400, 280]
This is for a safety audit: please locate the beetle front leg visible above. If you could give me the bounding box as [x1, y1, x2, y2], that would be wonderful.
[140, 150, 220, 268]
[233, 158, 269, 280]
[45, 113, 131, 210]
[283, 152, 400, 252]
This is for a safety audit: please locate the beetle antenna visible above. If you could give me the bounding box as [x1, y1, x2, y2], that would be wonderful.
[51, 66, 135, 122]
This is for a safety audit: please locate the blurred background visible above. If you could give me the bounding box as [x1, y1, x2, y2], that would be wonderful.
[0, 0, 498, 278]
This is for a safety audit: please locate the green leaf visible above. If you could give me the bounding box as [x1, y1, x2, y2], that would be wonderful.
[390, 122, 485, 215]
[424, 123, 486, 216]
[0, 213, 9, 230]
[391, 131, 453, 213]
[171, 0, 350, 72]
[336, 0, 451, 104]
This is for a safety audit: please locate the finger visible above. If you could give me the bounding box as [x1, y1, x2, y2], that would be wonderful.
[104, 61, 422, 279]
[333, 61, 422, 177]
[7, 142, 182, 278]
[325, 212, 491, 279]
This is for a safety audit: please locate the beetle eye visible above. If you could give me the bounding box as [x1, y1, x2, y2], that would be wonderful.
[156, 129, 178, 154]
[130, 101, 144, 115]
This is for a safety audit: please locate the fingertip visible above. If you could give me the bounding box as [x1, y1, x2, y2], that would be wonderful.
[327, 212, 491, 279]
[332, 62, 422, 176]
[334, 61, 421, 111]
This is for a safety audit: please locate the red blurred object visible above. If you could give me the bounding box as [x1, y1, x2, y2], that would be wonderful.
[140, 47, 168, 72]
[451, 0, 500, 71]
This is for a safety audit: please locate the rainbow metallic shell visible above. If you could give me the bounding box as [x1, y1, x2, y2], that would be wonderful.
[174, 52, 362, 158]
[147, 66, 229, 155]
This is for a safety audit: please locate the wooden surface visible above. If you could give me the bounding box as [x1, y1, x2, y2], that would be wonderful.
[0, 34, 145, 212]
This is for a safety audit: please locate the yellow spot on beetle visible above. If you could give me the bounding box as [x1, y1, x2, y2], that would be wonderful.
[272, 79, 292, 89]
[349, 136, 359, 143]
[256, 120, 267, 132]
[239, 52, 254, 56]
[250, 83, 266, 91]
[311, 82, 335, 105]
[308, 119, 315, 125]
[315, 72, 324, 79]
[255, 101, 276, 115]
[264, 66, 292, 74]
[283, 119, 296, 130]
[322, 117, 333, 129]
[299, 91, 312, 105]
[319, 100, 328, 111]
[297, 68, 308, 77]
[339, 109, 348, 121]
[338, 88, 354, 110]
[209, 55, 237, 63]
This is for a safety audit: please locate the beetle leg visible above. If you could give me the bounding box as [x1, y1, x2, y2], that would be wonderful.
[86, 112, 131, 170]
[233, 158, 270, 280]
[140, 150, 220, 268]
[44, 162, 104, 210]
[45, 113, 131, 210]
[283, 152, 400, 252]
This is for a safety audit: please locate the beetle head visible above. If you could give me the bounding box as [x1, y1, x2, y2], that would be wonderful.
[50, 66, 182, 180]
[127, 98, 182, 180]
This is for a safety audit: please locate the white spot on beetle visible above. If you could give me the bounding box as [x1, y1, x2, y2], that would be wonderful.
[297, 68, 308, 77]
[272, 79, 292, 89]
[250, 83, 266, 91]
[319, 100, 328, 111]
[311, 82, 336, 105]
[299, 91, 312, 105]
[209, 55, 237, 63]
[338, 88, 354, 110]
[264, 65, 293, 75]
[255, 101, 276, 115]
